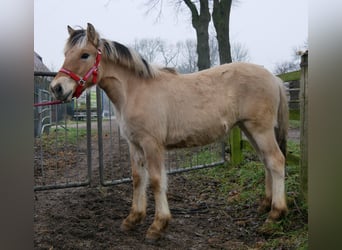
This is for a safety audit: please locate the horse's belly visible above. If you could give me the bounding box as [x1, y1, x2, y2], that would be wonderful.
[165, 122, 228, 149]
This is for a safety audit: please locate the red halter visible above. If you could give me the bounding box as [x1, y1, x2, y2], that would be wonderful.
[59, 49, 102, 98]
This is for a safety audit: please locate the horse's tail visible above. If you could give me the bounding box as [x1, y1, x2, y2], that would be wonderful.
[275, 77, 289, 158]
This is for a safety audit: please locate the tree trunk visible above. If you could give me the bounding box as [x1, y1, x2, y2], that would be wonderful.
[184, 0, 211, 70]
[212, 0, 232, 64]
[212, 0, 241, 166]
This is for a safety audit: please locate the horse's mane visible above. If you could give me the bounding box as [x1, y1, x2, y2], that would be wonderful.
[64, 28, 177, 79]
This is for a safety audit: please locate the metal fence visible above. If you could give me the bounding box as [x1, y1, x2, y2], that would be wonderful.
[34, 74, 226, 191]
[34, 72, 92, 191]
[284, 80, 300, 110]
[95, 87, 226, 186]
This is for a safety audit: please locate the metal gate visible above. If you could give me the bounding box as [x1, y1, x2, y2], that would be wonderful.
[34, 75, 226, 191]
[96, 87, 226, 186]
[34, 72, 92, 191]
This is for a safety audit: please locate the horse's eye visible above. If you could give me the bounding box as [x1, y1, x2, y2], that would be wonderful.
[81, 53, 90, 59]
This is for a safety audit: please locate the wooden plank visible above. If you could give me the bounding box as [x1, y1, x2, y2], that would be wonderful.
[229, 126, 242, 166]
[299, 51, 308, 202]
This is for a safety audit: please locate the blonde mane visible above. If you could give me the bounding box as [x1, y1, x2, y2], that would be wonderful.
[64, 27, 177, 79]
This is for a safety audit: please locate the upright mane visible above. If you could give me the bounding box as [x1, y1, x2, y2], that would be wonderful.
[101, 39, 158, 78]
[64, 27, 177, 79]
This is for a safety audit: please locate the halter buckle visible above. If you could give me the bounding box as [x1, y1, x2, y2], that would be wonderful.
[78, 79, 86, 85]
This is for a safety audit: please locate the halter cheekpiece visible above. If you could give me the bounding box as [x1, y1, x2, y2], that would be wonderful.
[59, 49, 102, 98]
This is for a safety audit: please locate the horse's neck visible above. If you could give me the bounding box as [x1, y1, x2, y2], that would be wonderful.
[98, 63, 131, 113]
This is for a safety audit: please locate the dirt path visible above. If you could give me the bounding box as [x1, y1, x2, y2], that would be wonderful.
[34, 175, 269, 250]
[34, 126, 301, 249]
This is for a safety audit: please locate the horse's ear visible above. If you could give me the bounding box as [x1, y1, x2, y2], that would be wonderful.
[67, 25, 75, 35]
[86, 23, 99, 47]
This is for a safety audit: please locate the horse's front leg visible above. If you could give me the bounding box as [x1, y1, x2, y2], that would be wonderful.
[121, 144, 148, 231]
[142, 139, 171, 240]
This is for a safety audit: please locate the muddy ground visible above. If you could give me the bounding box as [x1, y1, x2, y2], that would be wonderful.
[34, 125, 302, 249]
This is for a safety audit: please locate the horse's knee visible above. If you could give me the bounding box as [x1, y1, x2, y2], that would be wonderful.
[149, 168, 168, 192]
[132, 169, 142, 188]
[264, 150, 285, 172]
[150, 175, 161, 193]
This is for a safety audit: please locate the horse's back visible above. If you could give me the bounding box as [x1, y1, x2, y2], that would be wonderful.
[126, 62, 282, 149]
[181, 62, 281, 119]
[159, 63, 281, 148]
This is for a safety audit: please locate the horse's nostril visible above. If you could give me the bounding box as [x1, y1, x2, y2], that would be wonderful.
[52, 83, 63, 96]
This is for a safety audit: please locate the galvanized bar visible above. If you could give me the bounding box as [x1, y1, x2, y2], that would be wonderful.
[34, 181, 90, 191]
[86, 89, 92, 185]
[34, 72, 92, 191]
[101, 177, 132, 186]
[34, 71, 57, 77]
[95, 83, 226, 186]
[167, 160, 225, 175]
[35, 72, 227, 190]
[96, 86, 106, 186]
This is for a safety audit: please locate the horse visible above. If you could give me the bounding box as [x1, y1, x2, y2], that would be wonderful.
[50, 23, 289, 240]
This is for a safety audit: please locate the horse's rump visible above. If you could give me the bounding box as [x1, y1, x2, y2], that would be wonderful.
[148, 62, 284, 149]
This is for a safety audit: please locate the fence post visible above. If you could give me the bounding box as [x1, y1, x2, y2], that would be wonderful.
[300, 50, 308, 202]
[229, 127, 242, 166]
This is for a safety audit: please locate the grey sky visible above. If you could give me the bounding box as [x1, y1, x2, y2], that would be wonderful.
[34, 0, 308, 72]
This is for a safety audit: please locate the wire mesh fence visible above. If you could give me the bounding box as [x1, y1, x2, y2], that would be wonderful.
[34, 77, 226, 190]
[96, 87, 226, 186]
[34, 72, 92, 190]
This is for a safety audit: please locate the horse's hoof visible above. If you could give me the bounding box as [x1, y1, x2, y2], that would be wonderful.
[120, 220, 134, 232]
[120, 212, 146, 232]
[257, 205, 270, 215]
[145, 229, 162, 242]
[257, 198, 272, 214]
[267, 206, 288, 221]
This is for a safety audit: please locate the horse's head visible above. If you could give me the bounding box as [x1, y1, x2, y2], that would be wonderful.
[50, 23, 101, 102]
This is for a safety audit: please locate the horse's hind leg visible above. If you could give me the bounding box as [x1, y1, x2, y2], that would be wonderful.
[241, 122, 288, 220]
[121, 143, 148, 231]
[141, 138, 171, 240]
[240, 124, 272, 214]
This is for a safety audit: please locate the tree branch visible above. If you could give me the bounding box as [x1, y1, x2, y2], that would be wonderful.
[183, 0, 199, 19]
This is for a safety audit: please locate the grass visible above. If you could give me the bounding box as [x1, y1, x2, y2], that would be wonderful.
[289, 109, 300, 121]
[278, 70, 301, 82]
[289, 119, 301, 129]
[185, 135, 308, 249]
[174, 144, 223, 169]
[38, 126, 87, 148]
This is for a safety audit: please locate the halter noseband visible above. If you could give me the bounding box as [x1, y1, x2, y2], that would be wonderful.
[59, 49, 102, 98]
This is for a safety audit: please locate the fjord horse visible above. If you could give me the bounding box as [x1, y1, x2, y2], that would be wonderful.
[50, 23, 288, 240]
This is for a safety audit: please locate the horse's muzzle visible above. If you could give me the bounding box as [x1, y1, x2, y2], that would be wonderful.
[50, 82, 73, 102]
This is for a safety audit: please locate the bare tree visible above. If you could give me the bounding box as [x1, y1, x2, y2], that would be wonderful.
[273, 39, 308, 74]
[212, 0, 233, 64]
[131, 38, 185, 68]
[132, 38, 163, 63]
[146, 0, 211, 70]
[273, 61, 299, 75]
[209, 33, 220, 67]
[183, 0, 211, 70]
[231, 42, 250, 62]
[158, 41, 180, 67]
[176, 39, 198, 73]
[291, 38, 308, 66]
[209, 37, 250, 65]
